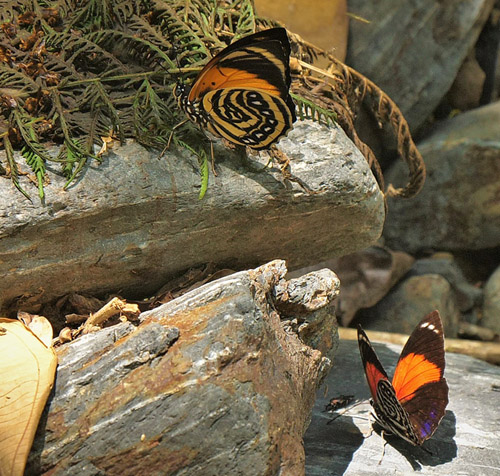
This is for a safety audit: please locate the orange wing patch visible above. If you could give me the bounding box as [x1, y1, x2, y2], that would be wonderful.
[365, 361, 388, 401]
[188, 67, 281, 101]
[392, 353, 442, 403]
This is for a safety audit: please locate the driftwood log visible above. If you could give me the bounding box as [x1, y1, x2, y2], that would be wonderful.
[26, 261, 340, 476]
[339, 327, 500, 365]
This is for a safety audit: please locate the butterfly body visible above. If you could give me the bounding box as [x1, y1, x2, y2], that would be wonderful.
[357, 311, 449, 446]
[173, 28, 296, 150]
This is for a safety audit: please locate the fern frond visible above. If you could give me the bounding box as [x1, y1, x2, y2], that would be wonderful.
[65, 0, 116, 30]
[174, 136, 210, 199]
[50, 91, 95, 187]
[0, 1, 19, 23]
[132, 78, 177, 147]
[81, 81, 124, 140]
[20, 145, 46, 199]
[3, 133, 32, 201]
[12, 109, 52, 162]
[44, 30, 126, 73]
[153, 2, 211, 67]
[0, 65, 39, 94]
[197, 147, 209, 199]
[59, 137, 92, 189]
[234, 0, 256, 37]
[291, 93, 337, 126]
[86, 29, 176, 69]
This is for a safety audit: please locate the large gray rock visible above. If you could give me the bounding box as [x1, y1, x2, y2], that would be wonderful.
[305, 339, 500, 475]
[383, 101, 500, 253]
[347, 0, 494, 131]
[483, 265, 500, 333]
[355, 274, 461, 338]
[406, 254, 483, 313]
[27, 261, 339, 476]
[0, 120, 384, 312]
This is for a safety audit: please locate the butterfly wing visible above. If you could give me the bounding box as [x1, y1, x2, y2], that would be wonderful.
[177, 28, 296, 149]
[202, 87, 294, 149]
[188, 28, 294, 114]
[357, 325, 391, 402]
[391, 311, 449, 443]
[358, 325, 419, 443]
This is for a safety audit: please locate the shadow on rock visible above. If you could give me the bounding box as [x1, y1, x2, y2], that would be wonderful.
[304, 411, 365, 475]
[380, 410, 457, 471]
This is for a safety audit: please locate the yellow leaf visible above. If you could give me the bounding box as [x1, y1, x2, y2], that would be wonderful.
[0, 318, 57, 476]
[17, 312, 54, 348]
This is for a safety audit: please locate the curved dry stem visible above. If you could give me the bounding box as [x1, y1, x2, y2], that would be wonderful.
[290, 32, 426, 200]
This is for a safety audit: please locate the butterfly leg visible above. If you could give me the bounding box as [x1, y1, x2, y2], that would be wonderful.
[164, 119, 189, 153]
[269, 146, 320, 194]
[378, 434, 389, 465]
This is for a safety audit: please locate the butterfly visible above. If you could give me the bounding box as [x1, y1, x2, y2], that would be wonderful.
[173, 28, 296, 150]
[357, 310, 449, 446]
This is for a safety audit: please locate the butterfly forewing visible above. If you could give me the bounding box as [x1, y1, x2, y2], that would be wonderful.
[188, 28, 292, 103]
[357, 325, 390, 401]
[392, 311, 449, 443]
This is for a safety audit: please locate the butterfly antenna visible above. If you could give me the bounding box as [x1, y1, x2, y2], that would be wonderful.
[325, 400, 369, 425]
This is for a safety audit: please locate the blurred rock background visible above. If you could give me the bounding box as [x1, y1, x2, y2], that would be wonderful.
[263, 0, 500, 343]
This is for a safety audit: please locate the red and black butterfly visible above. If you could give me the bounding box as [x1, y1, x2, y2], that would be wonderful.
[173, 28, 296, 150]
[357, 310, 449, 445]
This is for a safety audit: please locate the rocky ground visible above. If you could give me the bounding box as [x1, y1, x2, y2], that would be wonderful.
[304, 340, 500, 475]
[2, 0, 500, 475]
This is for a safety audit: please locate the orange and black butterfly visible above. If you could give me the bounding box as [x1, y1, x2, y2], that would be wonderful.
[357, 311, 449, 446]
[173, 28, 296, 150]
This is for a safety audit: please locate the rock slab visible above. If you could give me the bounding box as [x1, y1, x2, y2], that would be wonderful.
[0, 120, 384, 312]
[304, 339, 500, 475]
[26, 261, 339, 476]
[483, 264, 500, 333]
[383, 101, 500, 253]
[347, 0, 494, 131]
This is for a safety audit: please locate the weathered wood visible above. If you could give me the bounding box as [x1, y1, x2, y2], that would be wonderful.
[27, 261, 340, 476]
[339, 327, 500, 365]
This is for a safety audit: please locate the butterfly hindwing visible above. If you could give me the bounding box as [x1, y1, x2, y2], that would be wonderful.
[202, 88, 294, 149]
[399, 380, 449, 443]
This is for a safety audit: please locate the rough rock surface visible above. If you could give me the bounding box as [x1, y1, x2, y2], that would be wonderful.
[346, 0, 494, 131]
[483, 264, 500, 333]
[406, 255, 483, 314]
[355, 274, 461, 338]
[304, 339, 500, 475]
[26, 261, 339, 476]
[383, 101, 500, 253]
[0, 120, 384, 312]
